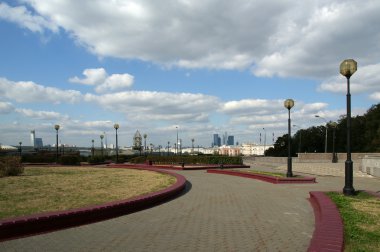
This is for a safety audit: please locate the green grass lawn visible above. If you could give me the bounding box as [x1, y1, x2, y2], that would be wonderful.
[0, 166, 176, 220]
[327, 191, 380, 252]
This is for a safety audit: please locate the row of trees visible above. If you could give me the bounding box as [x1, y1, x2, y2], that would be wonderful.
[266, 103, 380, 156]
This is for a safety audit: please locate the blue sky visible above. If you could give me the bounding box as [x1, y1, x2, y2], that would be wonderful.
[1, 0, 380, 148]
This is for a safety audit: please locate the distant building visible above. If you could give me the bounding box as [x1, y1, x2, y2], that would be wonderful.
[35, 138, 43, 148]
[227, 136, 234, 146]
[30, 130, 36, 148]
[240, 143, 273, 156]
[133, 130, 142, 151]
[219, 145, 241, 156]
[213, 134, 221, 147]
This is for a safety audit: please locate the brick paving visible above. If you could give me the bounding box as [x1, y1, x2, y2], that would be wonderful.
[1, 165, 379, 252]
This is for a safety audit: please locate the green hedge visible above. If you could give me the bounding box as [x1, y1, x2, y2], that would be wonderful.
[87, 156, 106, 164]
[129, 155, 243, 165]
[22, 154, 56, 163]
[0, 156, 24, 177]
[59, 155, 80, 165]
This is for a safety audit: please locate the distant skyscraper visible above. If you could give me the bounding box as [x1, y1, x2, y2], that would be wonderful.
[227, 136, 234, 146]
[30, 130, 35, 148]
[222, 132, 228, 145]
[133, 130, 142, 150]
[213, 134, 219, 147]
[35, 138, 43, 148]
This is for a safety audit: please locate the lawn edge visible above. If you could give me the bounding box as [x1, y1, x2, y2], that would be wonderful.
[0, 167, 186, 242]
[206, 169, 316, 184]
[308, 191, 344, 252]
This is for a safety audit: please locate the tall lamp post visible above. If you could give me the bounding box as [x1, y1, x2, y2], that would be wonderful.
[114, 124, 119, 163]
[91, 139, 95, 156]
[330, 122, 338, 163]
[176, 126, 179, 155]
[54, 124, 60, 162]
[315, 115, 328, 153]
[19, 142, 22, 156]
[167, 141, 170, 156]
[262, 127, 266, 156]
[284, 99, 295, 177]
[191, 138, 194, 154]
[100, 134, 104, 157]
[143, 134, 147, 156]
[340, 59, 357, 196]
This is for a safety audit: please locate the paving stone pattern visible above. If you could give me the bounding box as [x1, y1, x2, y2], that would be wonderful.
[1, 166, 379, 252]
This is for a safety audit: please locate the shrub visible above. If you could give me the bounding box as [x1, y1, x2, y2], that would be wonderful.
[129, 155, 243, 165]
[87, 156, 106, 164]
[0, 156, 24, 177]
[59, 156, 80, 165]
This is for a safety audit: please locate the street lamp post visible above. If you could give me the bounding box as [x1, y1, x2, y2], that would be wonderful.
[54, 124, 60, 163]
[114, 124, 119, 163]
[263, 128, 266, 156]
[167, 141, 170, 156]
[191, 138, 194, 154]
[143, 134, 147, 156]
[315, 115, 328, 153]
[176, 126, 179, 155]
[340, 59, 357, 196]
[330, 122, 338, 163]
[284, 99, 295, 177]
[100, 134, 104, 157]
[19, 142, 22, 156]
[91, 139, 95, 156]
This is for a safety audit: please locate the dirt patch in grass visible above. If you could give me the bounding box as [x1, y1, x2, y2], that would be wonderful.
[0, 166, 176, 220]
[327, 191, 380, 252]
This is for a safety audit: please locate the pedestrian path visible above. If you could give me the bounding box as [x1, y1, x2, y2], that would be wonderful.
[1, 168, 379, 251]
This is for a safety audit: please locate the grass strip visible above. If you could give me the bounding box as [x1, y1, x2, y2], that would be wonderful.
[327, 191, 380, 252]
[0, 166, 176, 220]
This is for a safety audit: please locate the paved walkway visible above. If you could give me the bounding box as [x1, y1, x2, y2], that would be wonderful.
[1, 166, 379, 251]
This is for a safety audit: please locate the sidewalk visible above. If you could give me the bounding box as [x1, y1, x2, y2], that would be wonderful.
[1, 167, 379, 251]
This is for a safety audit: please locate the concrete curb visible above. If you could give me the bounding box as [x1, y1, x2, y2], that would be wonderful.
[206, 169, 316, 184]
[0, 168, 186, 242]
[308, 191, 344, 252]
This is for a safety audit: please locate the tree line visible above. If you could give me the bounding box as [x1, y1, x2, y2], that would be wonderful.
[266, 103, 380, 157]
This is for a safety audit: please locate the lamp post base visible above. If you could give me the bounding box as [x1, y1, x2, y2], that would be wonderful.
[343, 160, 355, 196]
[286, 157, 293, 177]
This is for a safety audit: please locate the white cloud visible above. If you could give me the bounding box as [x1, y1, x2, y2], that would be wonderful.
[69, 68, 107, 85]
[0, 2, 58, 33]
[318, 63, 380, 94]
[369, 92, 380, 101]
[69, 68, 134, 93]
[0, 101, 14, 114]
[0, 77, 82, 104]
[84, 90, 220, 123]
[13, 0, 380, 80]
[15, 108, 69, 120]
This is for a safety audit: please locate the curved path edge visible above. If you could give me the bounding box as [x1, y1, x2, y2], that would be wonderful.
[207, 169, 316, 184]
[307, 191, 344, 252]
[0, 168, 186, 242]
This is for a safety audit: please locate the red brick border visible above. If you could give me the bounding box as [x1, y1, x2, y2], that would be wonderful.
[0, 168, 186, 242]
[308, 191, 344, 252]
[206, 169, 316, 184]
[108, 163, 250, 170]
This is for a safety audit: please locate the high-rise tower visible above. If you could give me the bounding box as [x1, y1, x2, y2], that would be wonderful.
[30, 130, 36, 148]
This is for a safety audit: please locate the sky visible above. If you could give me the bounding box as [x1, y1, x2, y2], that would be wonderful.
[1, 0, 380, 148]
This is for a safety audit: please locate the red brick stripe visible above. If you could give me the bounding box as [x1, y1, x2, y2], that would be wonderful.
[308, 191, 344, 252]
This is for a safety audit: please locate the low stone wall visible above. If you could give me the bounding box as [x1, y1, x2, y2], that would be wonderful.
[361, 154, 380, 177]
[298, 153, 370, 163]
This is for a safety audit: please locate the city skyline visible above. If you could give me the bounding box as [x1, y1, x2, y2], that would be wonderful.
[1, 1, 380, 147]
